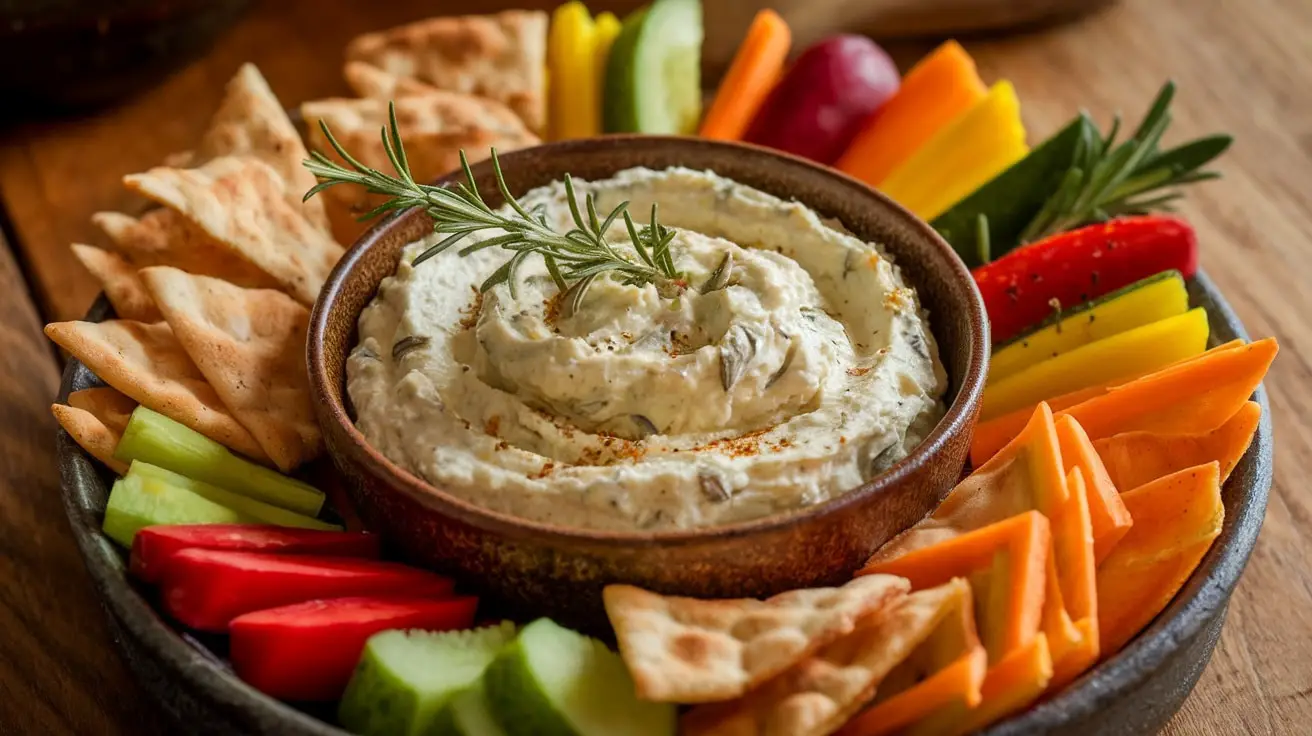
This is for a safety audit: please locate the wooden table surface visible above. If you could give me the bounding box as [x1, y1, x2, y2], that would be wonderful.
[1, 0, 1309, 733]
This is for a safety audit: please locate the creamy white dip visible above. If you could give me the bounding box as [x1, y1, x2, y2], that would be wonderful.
[348, 167, 947, 531]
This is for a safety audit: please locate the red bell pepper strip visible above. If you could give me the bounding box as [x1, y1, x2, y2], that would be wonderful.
[131, 525, 382, 584]
[229, 595, 479, 701]
[974, 216, 1198, 344]
[161, 549, 454, 632]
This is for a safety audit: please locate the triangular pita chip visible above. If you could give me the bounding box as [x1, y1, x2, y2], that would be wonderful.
[93, 209, 282, 291]
[681, 579, 973, 736]
[51, 403, 129, 475]
[342, 61, 441, 100]
[345, 10, 547, 133]
[68, 387, 138, 436]
[303, 94, 539, 244]
[140, 266, 321, 472]
[70, 244, 161, 322]
[44, 320, 268, 462]
[189, 63, 331, 235]
[123, 156, 344, 306]
[604, 575, 910, 704]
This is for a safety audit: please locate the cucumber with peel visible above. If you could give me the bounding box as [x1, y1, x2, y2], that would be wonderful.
[338, 622, 517, 736]
[126, 462, 340, 531]
[103, 474, 247, 547]
[432, 680, 509, 736]
[114, 407, 324, 517]
[603, 0, 702, 134]
[483, 618, 676, 736]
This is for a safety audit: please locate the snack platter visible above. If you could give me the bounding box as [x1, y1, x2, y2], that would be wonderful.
[48, 3, 1277, 735]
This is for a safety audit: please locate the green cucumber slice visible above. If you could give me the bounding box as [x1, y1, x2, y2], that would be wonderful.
[125, 462, 339, 531]
[603, 0, 702, 134]
[102, 474, 247, 547]
[432, 680, 509, 736]
[483, 618, 676, 736]
[337, 622, 517, 736]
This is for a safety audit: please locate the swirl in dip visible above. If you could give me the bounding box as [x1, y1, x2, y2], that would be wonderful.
[348, 167, 947, 531]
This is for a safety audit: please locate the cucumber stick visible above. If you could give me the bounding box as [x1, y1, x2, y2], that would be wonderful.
[338, 623, 517, 736]
[432, 680, 509, 736]
[115, 406, 324, 517]
[483, 618, 676, 736]
[125, 462, 339, 531]
[103, 474, 247, 547]
[603, 0, 702, 134]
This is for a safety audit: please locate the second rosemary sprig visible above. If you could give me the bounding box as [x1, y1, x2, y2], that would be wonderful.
[303, 102, 688, 311]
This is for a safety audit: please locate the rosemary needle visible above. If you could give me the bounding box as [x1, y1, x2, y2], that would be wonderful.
[303, 102, 687, 305]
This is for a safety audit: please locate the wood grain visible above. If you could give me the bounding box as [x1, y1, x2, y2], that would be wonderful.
[0, 233, 169, 733]
[0, 0, 1309, 733]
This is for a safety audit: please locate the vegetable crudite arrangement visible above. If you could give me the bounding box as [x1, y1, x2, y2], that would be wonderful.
[46, 2, 1278, 736]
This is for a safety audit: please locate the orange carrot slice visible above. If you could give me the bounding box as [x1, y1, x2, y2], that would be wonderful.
[1044, 468, 1100, 693]
[1055, 416, 1131, 563]
[841, 648, 988, 736]
[873, 403, 1068, 563]
[862, 511, 1050, 663]
[836, 41, 987, 187]
[1096, 462, 1224, 655]
[840, 582, 986, 736]
[1094, 400, 1260, 491]
[903, 635, 1054, 736]
[969, 339, 1261, 464]
[1067, 338, 1277, 442]
[699, 10, 791, 141]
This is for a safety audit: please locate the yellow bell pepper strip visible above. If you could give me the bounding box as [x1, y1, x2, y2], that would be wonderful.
[879, 81, 1027, 221]
[548, 2, 600, 141]
[593, 11, 622, 90]
[989, 270, 1190, 384]
[698, 9, 791, 141]
[981, 308, 1209, 421]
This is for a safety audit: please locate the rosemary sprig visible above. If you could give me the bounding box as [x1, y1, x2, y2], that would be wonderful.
[302, 102, 686, 307]
[1018, 82, 1232, 243]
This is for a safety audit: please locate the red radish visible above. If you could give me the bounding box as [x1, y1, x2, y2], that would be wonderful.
[229, 595, 479, 701]
[160, 550, 454, 632]
[744, 35, 899, 164]
[975, 216, 1198, 344]
[130, 525, 381, 584]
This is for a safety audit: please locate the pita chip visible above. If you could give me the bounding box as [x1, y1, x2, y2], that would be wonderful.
[123, 156, 344, 306]
[70, 244, 161, 322]
[68, 387, 138, 436]
[93, 209, 282, 291]
[51, 404, 129, 475]
[189, 63, 331, 235]
[604, 575, 910, 704]
[343, 61, 441, 100]
[44, 319, 268, 463]
[681, 579, 973, 736]
[345, 10, 547, 133]
[303, 94, 539, 243]
[140, 266, 321, 472]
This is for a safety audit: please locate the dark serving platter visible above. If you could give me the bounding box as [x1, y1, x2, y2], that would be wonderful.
[55, 270, 1272, 736]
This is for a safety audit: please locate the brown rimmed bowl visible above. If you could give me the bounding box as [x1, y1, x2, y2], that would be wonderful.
[307, 135, 990, 630]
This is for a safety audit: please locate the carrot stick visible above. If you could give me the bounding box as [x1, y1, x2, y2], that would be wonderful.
[699, 10, 791, 141]
[861, 511, 1050, 662]
[1094, 400, 1261, 491]
[1067, 337, 1277, 442]
[969, 339, 1252, 465]
[1044, 468, 1100, 693]
[1096, 462, 1224, 655]
[840, 647, 988, 736]
[836, 41, 988, 187]
[874, 403, 1068, 564]
[1055, 416, 1132, 564]
[903, 635, 1054, 736]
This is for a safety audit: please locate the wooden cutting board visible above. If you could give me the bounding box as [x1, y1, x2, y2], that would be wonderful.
[702, 0, 1115, 73]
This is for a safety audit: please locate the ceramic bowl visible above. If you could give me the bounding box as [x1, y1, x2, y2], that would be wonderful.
[307, 136, 989, 629]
